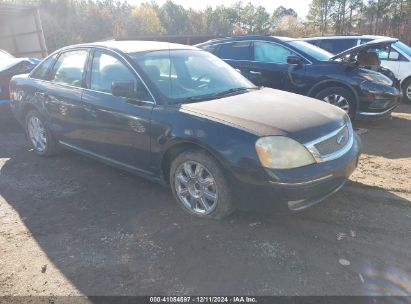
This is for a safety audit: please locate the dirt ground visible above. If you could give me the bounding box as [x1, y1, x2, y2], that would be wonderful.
[0, 104, 410, 296]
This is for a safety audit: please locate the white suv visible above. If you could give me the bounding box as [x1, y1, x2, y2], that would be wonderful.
[305, 36, 411, 103]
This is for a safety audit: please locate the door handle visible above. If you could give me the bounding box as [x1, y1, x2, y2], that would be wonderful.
[249, 70, 262, 75]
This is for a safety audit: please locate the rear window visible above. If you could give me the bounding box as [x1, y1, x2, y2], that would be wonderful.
[308, 40, 322, 47]
[360, 39, 373, 44]
[319, 39, 358, 54]
[218, 42, 250, 60]
[394, 41, 411, 57]
[30, 54, 57, 80]
[201, 44, 218, 54]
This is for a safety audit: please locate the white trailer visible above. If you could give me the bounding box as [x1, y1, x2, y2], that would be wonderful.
[0, 4, 47, 59]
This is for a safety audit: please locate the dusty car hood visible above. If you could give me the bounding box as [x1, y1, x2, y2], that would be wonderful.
[180, 88, 347, 143]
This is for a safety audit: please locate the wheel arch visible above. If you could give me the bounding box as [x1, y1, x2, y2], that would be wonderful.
[160, 140, 228, 184]
[308, 80, 359, 108]
[401, 75, 411, 88]
[21, 103, 41, 120]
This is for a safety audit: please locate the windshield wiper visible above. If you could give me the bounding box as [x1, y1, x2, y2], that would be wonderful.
[212, 86, 260, 98]
[176, 87, 260, 104]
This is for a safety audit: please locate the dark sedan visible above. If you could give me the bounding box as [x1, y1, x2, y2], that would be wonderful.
[10, 41, 361, 219]
[196, 36, 401, 119]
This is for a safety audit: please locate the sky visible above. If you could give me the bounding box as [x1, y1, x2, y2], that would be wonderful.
[126, 0, 312, 19]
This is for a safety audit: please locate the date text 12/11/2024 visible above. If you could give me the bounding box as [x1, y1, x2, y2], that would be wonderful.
[149, 297, 258, 303]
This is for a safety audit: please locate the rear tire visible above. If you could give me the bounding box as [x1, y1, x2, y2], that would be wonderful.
[170, 149, 235, 220]
[315, 87, 356, 119]
[402, 78, 411, 104]
[25, 110, 59, 156]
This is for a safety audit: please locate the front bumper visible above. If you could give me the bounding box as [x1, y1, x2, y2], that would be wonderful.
[233, 134, 361, 213]
[357, 81, 401, 119]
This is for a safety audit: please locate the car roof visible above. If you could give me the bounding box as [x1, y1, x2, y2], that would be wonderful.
[60, 40, 198, 54]
[196, 35, 294, 46]
[304, 35, 392, 40]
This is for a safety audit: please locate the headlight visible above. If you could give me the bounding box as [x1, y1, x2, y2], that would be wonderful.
[361, 73, 393, 86]
[255, 136, 316, 169]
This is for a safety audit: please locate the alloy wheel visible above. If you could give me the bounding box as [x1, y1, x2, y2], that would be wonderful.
[406, 84, 411, 99]
[174, 161, 218, 215]
[323, 94, 350, 113]
[27, 116, 47, 152]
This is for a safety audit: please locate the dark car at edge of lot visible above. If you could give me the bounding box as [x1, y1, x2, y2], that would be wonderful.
[0, 49, 40, 119]
[9, 41, 361, 219]
[304, 35, 411, 104]
[196, 36, 401, 120]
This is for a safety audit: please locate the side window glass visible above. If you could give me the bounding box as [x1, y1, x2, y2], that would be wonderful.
[50, 50, 88, 87]
[139, 55, 176, 98]
[30, 54, 57, 80]
[320, 39, 356, 54]
[218, 42, 250, 60]
[254, 42, 295, 64]
[91, 51, 151, 101]
[368, 47, 400, 61]
[360, 39, 373, 45]
[310, 40, 322, 47]
[319, 40, 336, 53]
[337, 39, 357, 52]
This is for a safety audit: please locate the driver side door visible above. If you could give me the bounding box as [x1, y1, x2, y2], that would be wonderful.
[249, 41, 307, 94]
[80, 49, 154, 174]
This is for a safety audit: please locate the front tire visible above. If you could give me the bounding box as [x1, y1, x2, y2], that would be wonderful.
[315, 87, 356, 118]
[25, 110, 59, 156]
[170, 149, 235, 220]
[402, 79, 411, 104]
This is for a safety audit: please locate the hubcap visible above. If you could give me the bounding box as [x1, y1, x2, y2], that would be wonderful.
[27, 116, 47, 152]
[406, 84, 411, 99]
[175, 161, 218, 215]
[323, 94, 350, 113]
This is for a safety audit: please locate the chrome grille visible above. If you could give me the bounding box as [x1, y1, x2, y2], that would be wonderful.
[304, 118, 354, 163]
[314, 125, 350, 156]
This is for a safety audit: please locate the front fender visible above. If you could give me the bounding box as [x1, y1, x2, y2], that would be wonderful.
[150, 105, 267, 184]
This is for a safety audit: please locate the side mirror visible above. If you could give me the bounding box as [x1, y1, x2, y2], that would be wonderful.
[287, 55, 304, 65]
[112, 81, 136, 99]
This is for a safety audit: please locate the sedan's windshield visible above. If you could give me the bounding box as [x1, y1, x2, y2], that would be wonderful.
[130, 50, 256, 103]
[394, 41, 411, 57]
[287, 40, 333, 61]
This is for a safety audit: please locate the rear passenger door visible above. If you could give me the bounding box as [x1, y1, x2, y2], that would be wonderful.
[44, 49, 89, 146]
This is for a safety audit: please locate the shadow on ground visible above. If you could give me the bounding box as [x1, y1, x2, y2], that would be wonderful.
[0, 122, 411, 296]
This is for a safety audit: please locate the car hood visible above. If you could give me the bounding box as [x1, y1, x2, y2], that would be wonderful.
[331, 38, 398, 60]
[0, 57, 40, 73]
[180, 88, 347, 143]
